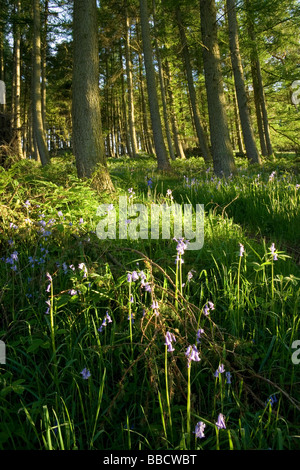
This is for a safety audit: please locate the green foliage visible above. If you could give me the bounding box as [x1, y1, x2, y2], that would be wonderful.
[0, 154, 299, 450]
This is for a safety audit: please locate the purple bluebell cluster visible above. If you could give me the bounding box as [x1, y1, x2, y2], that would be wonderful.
[185, 344, 201, 368]
[215, 413, 226, 430]
[203, 301, 215, 316]
[194, 421, 206, 439]
[196, 328, 204, 344]
[269, 243, 278, 261]
[165, 331, 176, 352]
[5, 250, 18, 272]
[98, 311, 113, 333]
[80, 368, 91, 379]
[214, 363, 225, 377]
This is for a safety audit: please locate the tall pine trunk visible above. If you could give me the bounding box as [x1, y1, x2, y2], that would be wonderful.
[139, 0, 170, 170]
[200, 0, 236, 177]
[175, 6, 211, 163]
[152, 0, 175, 160]
[227, 0, 260, 164]
[164, 59, 186, 160]
[32, 0, 49, 165]
[245, 0, 273, 158]
[125, 5, 138, 158]
[72, 0, 114, 192]
[14, 0, 23, 159]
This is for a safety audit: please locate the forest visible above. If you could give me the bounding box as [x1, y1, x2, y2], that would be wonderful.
[0, 0, 300, 453]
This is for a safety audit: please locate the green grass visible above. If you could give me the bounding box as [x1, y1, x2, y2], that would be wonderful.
[0, 153, 299, 450]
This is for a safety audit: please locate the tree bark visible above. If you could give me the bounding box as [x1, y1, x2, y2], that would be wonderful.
[139, 0, 170, 170]
[32, 0, 49, 166]
[119, 41, 131, 156]
[175, 6, 211, 163]
[152, 0, 175, 160]
[125, 5, 138, 158]
[72, 0, 114, 192]
[245, 0, 273, 158]
[13, 0, 23, 159]
[163, 58, 186, 159]
[227, 0, 260, 164]
[200, 0, 236, 176]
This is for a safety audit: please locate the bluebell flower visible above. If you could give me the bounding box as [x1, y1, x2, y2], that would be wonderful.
[131, 271, 139, 282]
[239, 243, 245, 257]
[11, 251, 18, 261]
[203, 301, 214, 316]
[194, 421, 206, 439]
[151, 300, 159, 315]
[214, 364, 225, 377]
[165, 331, 176, 352]
[266, 394, 278, 408]
[215, 413, 226, 430]
[78, 263, 88, 278]
[185, 344, 201, 368]
[196, 328, 204, 344]
[128, 312, 134, 323]
[226, 372, 232, 384]
[174, 237, 188, 256]
[80, 368, 91, 379]
[139, 271, 147, 284]
[143, 283, 151, 293]
[69, 289, 78, 296]
[98, 311, 113, 332]
[45, 300, 51, 315]
[269, 243, 278, 261]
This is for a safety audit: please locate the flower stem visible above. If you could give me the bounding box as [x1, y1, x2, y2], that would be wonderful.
[187, 364, 191, 449]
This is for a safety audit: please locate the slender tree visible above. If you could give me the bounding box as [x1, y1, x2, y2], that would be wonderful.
[124, 4, 138, 158]
[245, 0, 273, 158]
[153, 0, 175, 161]
[32, 0, 49, 165]
[227, 0, 261, 164]
[72, 0, 114, 191]
[175, 6, 211, 162]
[13, 0, 23, 159]
[139, 0, 170, 170]
[200, 0, 236, 176]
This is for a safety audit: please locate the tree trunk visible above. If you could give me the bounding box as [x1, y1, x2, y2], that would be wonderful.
[0, 2, 5, 114]
[152, 0, 175, 160]
[32, 0, 49, 166]
[13, 0, 23, 159]
[139, 0, 170, 170]
[125, 6, 138, 158]
[175, 6, 211, 163]
[163, 58, 186, 159]
[245, 0, 273, 158]
[227, 0, 260, 164]
[200, 0, 236, 177]
[136, 22, 155, 155]
[119, 41, 131, 156]
[72, 0, 114, 192]
[41, 0, 48, 129]
[233, 87, 244, 154]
